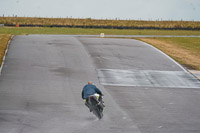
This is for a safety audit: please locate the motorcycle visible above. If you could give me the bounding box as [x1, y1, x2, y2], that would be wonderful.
[86, 93, 105, 119]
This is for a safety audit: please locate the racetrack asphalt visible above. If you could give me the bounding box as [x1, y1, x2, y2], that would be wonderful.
[0, 35, 200, 133]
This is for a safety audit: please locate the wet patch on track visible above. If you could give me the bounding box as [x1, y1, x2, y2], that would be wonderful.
[98, 69, 200, 88]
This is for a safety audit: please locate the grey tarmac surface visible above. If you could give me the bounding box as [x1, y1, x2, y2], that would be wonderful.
[0, 35, 200, 133]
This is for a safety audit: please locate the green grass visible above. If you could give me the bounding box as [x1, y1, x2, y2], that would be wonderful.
[1, 27, 200, 35]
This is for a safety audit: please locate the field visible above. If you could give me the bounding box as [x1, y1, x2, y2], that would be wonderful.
[1, 17, 200, 30]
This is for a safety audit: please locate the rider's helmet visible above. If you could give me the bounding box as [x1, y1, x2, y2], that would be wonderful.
[88, 81, 92, 85]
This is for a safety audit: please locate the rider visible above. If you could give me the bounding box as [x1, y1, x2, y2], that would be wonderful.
[82, 82, 103, 110]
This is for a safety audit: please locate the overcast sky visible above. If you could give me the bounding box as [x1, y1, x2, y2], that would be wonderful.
[1, 0, 200, 21]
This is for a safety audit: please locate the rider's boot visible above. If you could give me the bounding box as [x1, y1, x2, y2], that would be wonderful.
[102, 101, 105, 107]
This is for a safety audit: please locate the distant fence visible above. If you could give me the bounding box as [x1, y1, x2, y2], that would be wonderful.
[0, 24, 4, 27]
[4, 24, 200, 30]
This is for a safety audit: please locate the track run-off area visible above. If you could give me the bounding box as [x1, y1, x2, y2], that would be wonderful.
[0, 35, 200, 133]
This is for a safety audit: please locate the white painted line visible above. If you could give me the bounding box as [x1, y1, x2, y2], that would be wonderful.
[0, 35, 14, 76]
[189, 70, 200, 80]
[135, 40, 188, 73]
[137, 39, 200, 81]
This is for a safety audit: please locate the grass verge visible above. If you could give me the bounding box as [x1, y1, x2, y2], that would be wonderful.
[0, 27, 200, 35]
[136, 37, 200, 70]
[0, 34, 12, 67]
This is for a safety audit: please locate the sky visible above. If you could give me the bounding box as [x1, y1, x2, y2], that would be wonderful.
[1, 0, 200, 21]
